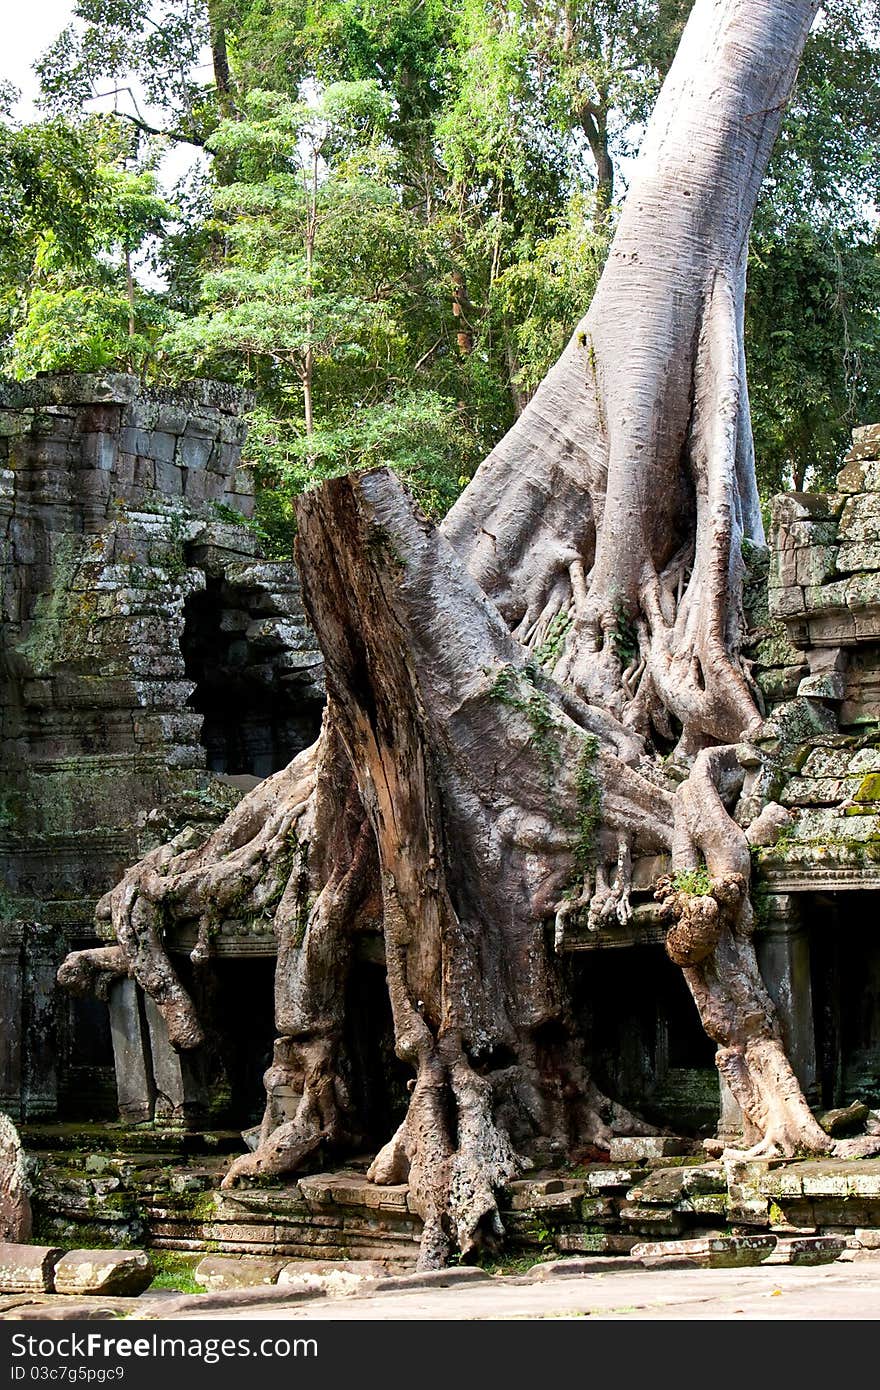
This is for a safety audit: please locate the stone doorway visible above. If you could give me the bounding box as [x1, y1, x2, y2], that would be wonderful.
[568, 945, 719, 1135]
[182, 573, 323, 778]
[803, 892, 880, 1111]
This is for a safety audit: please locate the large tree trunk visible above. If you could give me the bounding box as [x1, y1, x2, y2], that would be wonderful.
[61, 0, 853, 1266]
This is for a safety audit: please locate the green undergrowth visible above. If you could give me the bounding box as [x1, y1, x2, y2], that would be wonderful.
[148, 1252, 206, 1294]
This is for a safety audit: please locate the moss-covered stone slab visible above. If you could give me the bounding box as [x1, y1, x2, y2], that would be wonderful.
[632, 1235, 776, 1269]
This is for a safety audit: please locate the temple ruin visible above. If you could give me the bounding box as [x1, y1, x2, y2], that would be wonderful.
[1, 377, 878, 1265]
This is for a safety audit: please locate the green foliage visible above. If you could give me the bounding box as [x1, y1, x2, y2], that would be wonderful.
[533, 611, 573, 670]
[148, 1251, 206, 1294]
[1, 0, 877, 522]
[573, 736, 601, 877]
[0, 118, 176, 379]
[489, 663, 563, 788]
[672, 866, 712, 897]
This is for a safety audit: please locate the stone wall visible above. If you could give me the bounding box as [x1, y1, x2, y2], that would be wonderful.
[0, 374, 324, 1123]
[562, 425, 880, 1130]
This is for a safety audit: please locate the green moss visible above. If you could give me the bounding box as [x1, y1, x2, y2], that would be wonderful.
[533, 612, 572, 670]
[190, 1191, 219, 1223]
[854, 773, 880, 803]
[572, 737, 601, 876]
[16, 535, 89, 675]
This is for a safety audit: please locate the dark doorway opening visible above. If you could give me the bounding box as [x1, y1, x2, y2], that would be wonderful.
[568, 945, 719, 1134]
[344, 958, 411, 1150]
[185, 954, 278, 1129]
[182, 575, 323, 778]
[807, 892, 880, 1110]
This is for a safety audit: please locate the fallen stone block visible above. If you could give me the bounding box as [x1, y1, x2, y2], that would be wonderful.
[609, 1137, 695, 1163]
[626, 1164, 725, 1206]
[0, 1243, 63, 1293]
[632, 1235, 777, 1269]
[855, 1228, 880, 1249]
[818, 1102, 870, 1137]
[765, 1237, 846, 1266]
[277, 1259, 387, 1296]
[53, 1250, 154, 1296]
[194, 1255, 287, 1290]
[528, 1256, 636, 1279]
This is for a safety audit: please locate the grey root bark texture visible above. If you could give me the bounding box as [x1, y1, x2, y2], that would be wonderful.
[60, 0, 854, 1266]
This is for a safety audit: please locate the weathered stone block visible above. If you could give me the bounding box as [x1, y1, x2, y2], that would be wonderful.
[626, 1164, 725, 1206]
[767, 1236, 846, 1266]
[277, 1259, 386, 1295]
[797, 672, 845, 702]
[632, 1234, 776, 1269]
[618, 1204, 685, 1235]
[855, 1227, 880, 1249]
[194, 1255, 286, 1290]
[836, 541, 880, 573]
[177, 435, 214, 470]
[54, 1248, 153, 1295]
[0, 1243, 62, 1292]
[839, 493, 880, 543]
[79, 433, 117, 472]
[587, 1168, 636, 1192]
[154, 460, 183, 496]
[818, 1102, 870, 1136]
[609, 1136, 694, 1162]
[796, 546, 838, 587]
[769, 585, 806, 618]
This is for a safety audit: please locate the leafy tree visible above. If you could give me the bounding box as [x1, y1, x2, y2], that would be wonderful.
[1, 118, 174, 378]
[167, 83, 481, 537]
[37, 0, 240, 144]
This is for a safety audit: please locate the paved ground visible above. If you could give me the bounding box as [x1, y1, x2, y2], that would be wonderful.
[171, 1257, 880, 1321]
[3, 1254, 878, 1321]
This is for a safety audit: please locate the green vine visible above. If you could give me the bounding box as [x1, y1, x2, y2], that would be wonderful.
[572, 736, 601, 877]
[489, 663, 562, 789]
[489, 662, 603, 888]
[611, 599, 639, 667]
[533, 611, 573, 670]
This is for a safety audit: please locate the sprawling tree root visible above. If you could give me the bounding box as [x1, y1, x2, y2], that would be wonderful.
[663, 748, 830, 1156]
[290, 472, 674, 1264]
[58, 0, 851, 1259]
[60, 741, 322, 1049]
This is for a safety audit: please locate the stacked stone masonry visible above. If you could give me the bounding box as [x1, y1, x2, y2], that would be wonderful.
[0, 374, 323, 1126]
